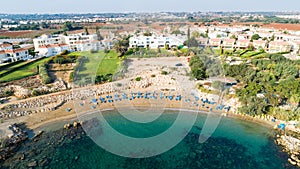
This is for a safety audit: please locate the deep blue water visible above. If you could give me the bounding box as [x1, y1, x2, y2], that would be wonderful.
[1, 110, 295, 169]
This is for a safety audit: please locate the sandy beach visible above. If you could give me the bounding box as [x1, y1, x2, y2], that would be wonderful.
[0, 57, 286, 136]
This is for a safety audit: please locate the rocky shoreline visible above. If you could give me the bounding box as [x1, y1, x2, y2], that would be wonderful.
[0, 123, 28, 161]
[276, 134, 300, 167]
[0, 120, 83, 168]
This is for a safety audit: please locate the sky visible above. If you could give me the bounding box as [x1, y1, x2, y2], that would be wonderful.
[0, 0, 299, 14]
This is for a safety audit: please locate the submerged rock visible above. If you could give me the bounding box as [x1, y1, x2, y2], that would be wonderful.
[39, 158, 50, 167]
[20, 153, 25, 160]
[27, 160, 37, 167]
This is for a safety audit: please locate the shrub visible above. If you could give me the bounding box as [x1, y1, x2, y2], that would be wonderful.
[4, 89, 14, 97]
[90, 49, 98, 53]
[32, 90, 41, 96]
[69, 72, 74, 82]
[161, 71, 168, 75]
[60, 50, 70, 55]
[116, 83, 122, 87]
[104, 48, 110, 53]
[135, 77, 142, 81]
[95, 74, 113, 84]
[38, 64, 52, 84]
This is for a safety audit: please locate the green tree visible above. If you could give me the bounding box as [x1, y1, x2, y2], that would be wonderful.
[191, 31, 200, 38]
[189, 55, 206, 79]
[143, 30, 152, 36]
[251, 34, 260, 41]
[187, 27, 191, 48]
[62, 21, 73, 31]
[84, 27, 89, 35]
[113, 35, 130, 57]
[184, 37, 199, 48]
[171, 30, 182, 36]
[289, 94, 300, 107]
[96, 26, 104, 41]
[211, 81, 226, 91]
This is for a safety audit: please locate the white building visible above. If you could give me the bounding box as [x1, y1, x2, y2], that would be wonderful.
[62, 34, 99, 51]
[129, 35, 184, 49]
[289, 41, 300, 55]
[38, 44, 70, 57]
[0, 48, 29, 63]
[268, 41, 292, 53]
[252, 40, 267, 50]
[0, 43, 13, 51]
[33, 33, 102, 57]
[33, 34, 63, 50]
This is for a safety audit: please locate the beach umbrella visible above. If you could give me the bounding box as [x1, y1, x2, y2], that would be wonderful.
[278, 124, 285, 131]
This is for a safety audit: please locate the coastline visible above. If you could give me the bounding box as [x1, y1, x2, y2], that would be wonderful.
[28, 104, 277, 133]
[1, 95, 299, 167]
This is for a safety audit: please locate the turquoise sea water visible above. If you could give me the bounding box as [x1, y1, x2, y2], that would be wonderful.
[1, 110, 296, 169]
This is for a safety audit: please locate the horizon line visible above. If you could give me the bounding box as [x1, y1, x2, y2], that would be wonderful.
[0, 10, 300, 15]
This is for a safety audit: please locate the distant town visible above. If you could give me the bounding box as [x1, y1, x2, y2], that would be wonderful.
[1, 12, 300, 63]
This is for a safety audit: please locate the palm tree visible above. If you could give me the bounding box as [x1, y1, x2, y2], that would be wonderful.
[113, 36, 130, 57]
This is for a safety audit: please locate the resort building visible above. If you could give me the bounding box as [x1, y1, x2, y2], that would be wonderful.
[197, 37, 209, 48]
[37, 44, 70, 57]
[129, 35, 184, 49]
[236, 39, 251, 49]
[237, 34, 251, 40]
[252, 40, 267, 50]
[268, 41, 292, 53]
[0, 47, 29, 63]
[0, 43, 13, 50]
[33, 34, 63, 50]
[289, 41, 300, 55]
[208, 31, 227, 39]
[222, 39, 235, 49]
[33, 33, 102, 57]
[102, 39, 114, 49]
[207, 38, 222, 48]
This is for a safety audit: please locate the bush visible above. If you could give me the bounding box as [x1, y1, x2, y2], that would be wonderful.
[161, 71, 168, 75]
[4, 89, 14, 97]
[69, 72, 74, 82]
[104, 48, 110, 54]
[90, 49, 98, 53]
[32, 90, 41, 96]
[53, 55, 65, 64]
[51, 54, 78, 64]
[60, 50, 70, 55]
[135, 77, 142, 81]
[38, 64, 52, 84]
[95, 74, 113, 84]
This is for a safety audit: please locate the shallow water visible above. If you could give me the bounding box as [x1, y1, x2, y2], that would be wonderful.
[1, 110, 296, 169]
